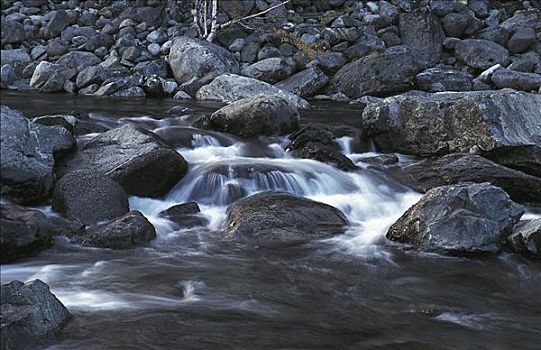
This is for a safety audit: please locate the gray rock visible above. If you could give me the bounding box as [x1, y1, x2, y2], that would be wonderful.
[343, 33, 385, 61]
[52, 170, 129, 226]
[173, 90, 192, 100]
[244, 57, 294, 84]
[73, 211, 156, 249]
[46, 39, 68, 57]
[455, 39, 510, 70]
[199, 94, 299, 138]
[482, 145, 541, 178]
[508, 219, 541, 259]
[307, 52, 345, 74]
[75, 65, 107, 89]
[1, 65, 17, 88]
[148, 43, 161, 56]
[386, 183, 524, 255]
[414, 68, 473, 92]
[1, 106, 75, 204]
[491, 68, 541, 91]
[441, 12, 472, 38]
[56, 51, 101, 73]
[196, 73, 309, 109]
[168, 36, 239, 95]
[0, 49, 31, 69]
[30, 61, 75, 93]
[0, 204, 78, 262]
[44, 10, 71, 39]
[398, 9, 444, 68]
[275, 67, 329, 98]
[229, 38, 246, 53]
[159, 202, 208, 229]
[1, 19, 25, 46]
[329, 46, 420, 98]
[360, 89, 541, 155]
[500, 9, 541, 32]
[507, 27, 537, 53]
[225, 192, 348, 247]
[0, 280, 71, 350]
[58, 124, 187, 197]
[222, 0, 255, 18]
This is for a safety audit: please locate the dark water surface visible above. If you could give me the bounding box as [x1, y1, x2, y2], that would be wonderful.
[1, 91, 540, 350]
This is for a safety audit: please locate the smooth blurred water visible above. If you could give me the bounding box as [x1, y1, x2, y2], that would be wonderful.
[1, 91, 540, 350]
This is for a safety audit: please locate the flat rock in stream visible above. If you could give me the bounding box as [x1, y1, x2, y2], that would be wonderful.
[0, 279, 71, 350]
[386, 183, 524, 256]
[58, 124, 187, 197]
[225, 192, 348, 247]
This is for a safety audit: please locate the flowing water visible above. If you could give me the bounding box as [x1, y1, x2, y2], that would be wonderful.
[1, 91, 541, 350]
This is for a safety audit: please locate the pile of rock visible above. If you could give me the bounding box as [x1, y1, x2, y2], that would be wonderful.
[1, 0, 540, 103]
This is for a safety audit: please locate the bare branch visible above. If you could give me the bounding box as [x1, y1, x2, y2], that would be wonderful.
[220, 0, 292, 30]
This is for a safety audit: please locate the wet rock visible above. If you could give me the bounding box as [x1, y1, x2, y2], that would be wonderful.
[360, 89, 541, 156]
[414, 68, 473, 92]
[1, 19, 25, 46]
[286, 124, 357, 171]
[398, 9, 444, 67]
[0, 204, 78, 262]
[507, 27, 537, 54]
[73, 211, 156, 249]
[275, 67, 329, 99]
[44, 10, 71, 39]
[455, 39, 510, 70]
[196, 73, 309, 109]
[330, 46, 419, 98]
[32, 114, 77, 134]
[58, 124, 187, 197]
[1, 106, 75, 205]
[159, 202, 208, 228]
[200, 94, 299, 138]
[225, 192, 348, 247]
[490, 68, 541, 92]
[398, 153, 541, 205]
[30, 61, 75, 93]
[0, 280, 71, 349]
[508, 219, 541, 259]
[244, 58, 294, 84]
[386, 183, 524, 256]
[359, 154, 399, 166]
[168, 36, 239, 95]
[52, 170, 129, 226]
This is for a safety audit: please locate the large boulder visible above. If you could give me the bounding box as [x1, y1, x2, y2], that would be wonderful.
[225, 192, 348, 247]
[1, 106, 75, 205]
[396, 153, 541, 205]
[198, 94, 300, 138]
[454, 39, 510, 70]
[414, 68, 473, 92]
[244, 57, 294, 84]
[44, 9, 71, 39]
[1, 19, 25, 46]
[168, 36, 239, 95]
[73, 211, 156, 249]
[329, 46, 420, 98]
[491, 68, 541, 92]
[500, 9, 541, 32]
[0, 49, 31, 69]
[398, 9, 445, 68]
[1, 280, 71, 350]
[58, 124, 187, 197]
[52, 170, 129, 226]
[360, 89, 541, 156]
[386, 183, 524, 256]
[30, 61, 75, 93]
[275, 67, 329, 98]
[1, 204, 79, 263]
[196, 73, 309, 109]
[55, 51, 101, 73]
[507, 219, 540, 259]
[482, 145, 541, 178]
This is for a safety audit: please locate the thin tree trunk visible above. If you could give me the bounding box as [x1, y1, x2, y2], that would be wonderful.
[206, 0, 219, 42]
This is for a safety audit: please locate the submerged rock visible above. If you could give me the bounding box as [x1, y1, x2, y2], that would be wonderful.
[199, 94, 300, 138]
[1, 106, 75, 205]
[361, 89, 541, 156]
[58, 124, 187, 197]
[73, 211, 156, 249]
[0, 279, 71, 350]
[225, 192, 348, 247]
[52, 170, 129, 226]
[386, 183, 524, 256]
[507, 219, 541, 259]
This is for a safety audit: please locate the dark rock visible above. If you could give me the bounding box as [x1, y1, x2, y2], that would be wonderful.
[1, 106, 75, 205]
[475, 27, 511, 47]
[455, 39, 510, 70]
[398, 153, 541, 205]
[44, 10, 71, 39]
[75, 65, 107, 89]
[52, 170, 129, 226]
[1, 64, 17, 88]
[275, 67, 329, 98]
[222, 0, 255, 18]
[507, 27, 537, 54]
[287, 124, 357, 171]
[508, 219, 541, 259]
[441, 12, 472, 38]
[360, 89, 541, 156]
[307, 52, 345, 74]
[32, 114, 77, 134]
[225, 192, 348, 247]
[168, 36, 239, 95]
[330, 46, 420, 98]
[46, 39, 68, 57]
[482, 145, 541, 178]
[56, 51, 101, 73]
[398, 9, 444, 68]
[490, 68, 541, 92]
[142, 75, 163, 97]
[1, 19, 25, 46]
[500, 9, 541, 32]
[386, 183, 524, 256]
[343, 33, 385, 61]
[359, 154, 399, 166]
[200, 94, 299, 138]
[414, 68, 473, 92]
[73, 211, 156, 249]
[1, 49, 31, 71]
[159, 202, 208, 228]
[0, 280, 71, 349]
[58, 124, 187, 197]
[196, 73, 309, 109]
[244, 58, 294, 84]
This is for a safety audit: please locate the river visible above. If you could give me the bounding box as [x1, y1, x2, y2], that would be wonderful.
[1, 91, 540, 350]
